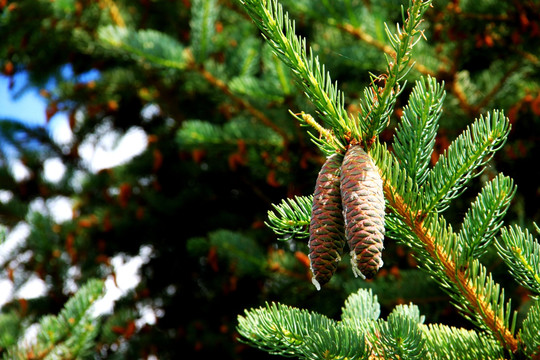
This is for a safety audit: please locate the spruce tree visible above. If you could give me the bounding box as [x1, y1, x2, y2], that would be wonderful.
[0, 0, 539, 359]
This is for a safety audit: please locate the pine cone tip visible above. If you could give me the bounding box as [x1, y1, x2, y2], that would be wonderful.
[311, 277, 322, 291]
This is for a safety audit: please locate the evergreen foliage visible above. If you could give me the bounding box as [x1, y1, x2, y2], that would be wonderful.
[235, 0, 540, 358]
[238, 288, 509, 359]
[1, 278, 104, 359]
[1, 0, 540, 358]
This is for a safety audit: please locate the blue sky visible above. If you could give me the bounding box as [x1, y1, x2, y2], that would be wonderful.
[0, 66, 101, 127]
[0, 72, 51, 126]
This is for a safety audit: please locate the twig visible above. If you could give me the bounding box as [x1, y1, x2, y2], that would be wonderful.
[336, 23, 436, 77]
[381, 175, 519, 353]
[185, 50, 290, 145]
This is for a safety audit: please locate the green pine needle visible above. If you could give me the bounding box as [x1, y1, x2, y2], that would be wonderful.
[98, 26, 187, 69]
[358, 0, 433, 141]
[3, 279, 104, 360]
[239, 0, 352, 149]
[190, 0, 220, 63]
[422, 323, 504, 359]
[177, 118, 284, 149]
[521, 299, 540, 358]
[496, 225, 540, 295]
[393, 76, 444, 185]
[458, 174, 516, 259]
[266, 195, 312, 240]
[376, 305, 427, 360]
[421, 110, 510, 213]
[341, 288, 381, 325]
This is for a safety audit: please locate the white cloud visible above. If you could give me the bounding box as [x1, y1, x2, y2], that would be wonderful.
[0, 279, 13, 306]
[47, 196, 73, 223]
[43, 158, 66, 183]
[16, 275, 47, 299]
[78, 125, 148, 173]
[48, 114, 74, 146]
[0, 190, 13, 203]
[10, 159, 31, 182]
[0, 223, 30, 267]
[93, 246, 153, 316]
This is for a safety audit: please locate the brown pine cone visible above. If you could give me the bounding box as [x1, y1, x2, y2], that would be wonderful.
[340, 144, 385, 279]
[308, 153, 345, 290]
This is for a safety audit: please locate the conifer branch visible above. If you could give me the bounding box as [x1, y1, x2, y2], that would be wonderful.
[98, 26, 188, 70]
[190, 0, 219, 63]
[336, 22, 435, 77]
[375, 304, 426, 359]
[294, 112, 345, 155]
[239, 0, 352, 150]
[422, 323, 504, 359]
[357, 0, 432, 142]
[521, 299, 540, 358]
[3, 279, 105, 359]
[421, 111, 510, 213]
[238, 0, 531, 357]
[375, 159, 519, 352]
[496, 225, 540, 295]
[393, 76, 444, 185]
[189, 56, 290, 142]
[237, 302, 369, 359]
[458, 174, 516, 259]
[98, 21, 291, 155]
[238, 288, 508, 359]
[266, 195, 312, 240]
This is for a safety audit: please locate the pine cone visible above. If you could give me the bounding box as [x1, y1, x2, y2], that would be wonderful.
[341, 145, 385, 279]
[309, 153, 346, 290]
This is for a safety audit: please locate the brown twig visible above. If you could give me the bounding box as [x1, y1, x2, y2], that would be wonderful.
[185, 50, 290, 146]
[381, 175, 519, 353]
[336, 23, 437, 77]
[476, 62, 521, 111]
[100, 0, 126, 28]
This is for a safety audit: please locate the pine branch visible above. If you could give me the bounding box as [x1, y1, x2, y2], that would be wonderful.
[238, 0, 352, 150]
[521, 299, 540, 358]
[239, 0, 432, 153]
[265, 195, 312, 240]
[496, 225, 540, 295]
[422, 323, 504, 359]
[239, 288, 507, 359]
[375, 161, 519, 352]
[190, 0, 219, 63]
[3, 279, 104, 360]
[294, 112, 345, 155]
[393, 76, 444, 185]
[341, 288, 381, 325]
[357, 0, 432, 141]
[375, 304, 426, 360]
[237, 302, 369, 359]
[421, 110, 510, 213]
[99, 19, 290, 143]
[336, 22, 436, 77]
[98, 26, 188, 70]
[191, 59, 291, 142]
[240, 0, 526, 357]
[177, 118, 284, 149]
[458, 174, 516, 259]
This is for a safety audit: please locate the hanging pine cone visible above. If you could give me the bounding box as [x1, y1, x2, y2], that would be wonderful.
[340, 144, 385, 279]
[308, 153, 346, 290]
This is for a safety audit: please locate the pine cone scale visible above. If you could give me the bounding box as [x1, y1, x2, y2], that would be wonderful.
[341, 145, 385, 279]
[308, 153, 346, 290]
